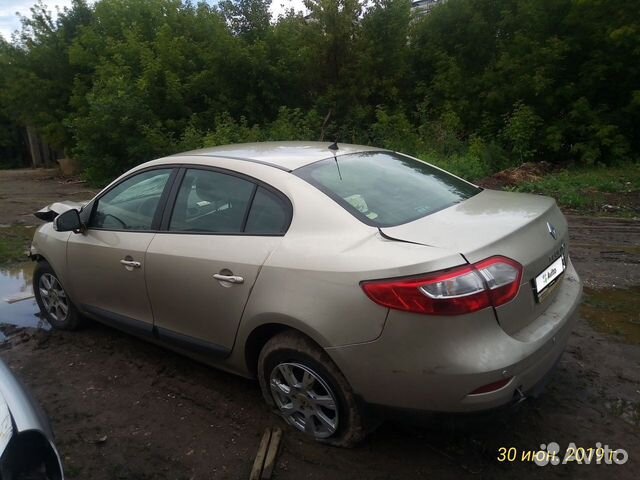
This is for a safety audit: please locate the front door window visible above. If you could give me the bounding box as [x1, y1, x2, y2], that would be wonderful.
[90, 169, 172, 230]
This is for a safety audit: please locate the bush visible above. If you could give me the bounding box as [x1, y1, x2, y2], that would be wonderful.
[419, 151, 491, 182]
[370, 107, 421, 153]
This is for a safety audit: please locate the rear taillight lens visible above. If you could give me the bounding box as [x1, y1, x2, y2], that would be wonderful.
[361, 256, 522, 316]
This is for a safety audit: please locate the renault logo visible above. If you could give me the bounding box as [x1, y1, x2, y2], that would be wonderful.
[547, 222, 558, 240]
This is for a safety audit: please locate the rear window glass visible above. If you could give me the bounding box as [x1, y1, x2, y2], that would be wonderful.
[294, 152, 480, 227]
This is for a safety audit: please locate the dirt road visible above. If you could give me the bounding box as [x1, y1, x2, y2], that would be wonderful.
[0, 168, 638, 479]
[0, 168, 97, 226]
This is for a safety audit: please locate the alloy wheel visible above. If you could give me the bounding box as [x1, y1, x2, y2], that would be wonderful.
[38, 273, 69, 322]
[269, 362, 339, 439]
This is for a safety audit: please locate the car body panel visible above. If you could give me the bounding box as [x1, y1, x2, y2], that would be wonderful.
[34, 200, 87, 222]
[67, 230, 156, 331]
[237, 232, 466, 350]
[326, 259, 581, 411]
[145, 233, 282, 351]
[176, 141, 386, 171]
[380, 189, 561, 272]
[380, 189, 570, 335]
[29, 223, 72, 291]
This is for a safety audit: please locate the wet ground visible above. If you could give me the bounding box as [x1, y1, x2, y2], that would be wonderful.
[0, 169, 638, 479]
[581, 286, 640, 345]
[0, 168, 97, 227]
[0, 262, 50, 341]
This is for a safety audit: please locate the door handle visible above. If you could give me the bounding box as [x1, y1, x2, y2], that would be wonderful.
[213, 274, 244, 284]
[120, 259, 141, 268]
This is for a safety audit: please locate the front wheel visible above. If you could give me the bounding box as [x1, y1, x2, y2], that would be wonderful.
[33, 261, 80, 330]
[257, 331, 366, 447]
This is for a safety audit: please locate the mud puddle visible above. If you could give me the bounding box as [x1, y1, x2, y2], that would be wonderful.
[0, 262, 50, 340]
[581, 286, 640, 344]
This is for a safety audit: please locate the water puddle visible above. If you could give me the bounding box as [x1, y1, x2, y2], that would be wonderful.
[0, 262, 50, 341]
[581, 286, 640, 344]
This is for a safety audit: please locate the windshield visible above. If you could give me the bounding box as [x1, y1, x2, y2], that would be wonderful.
[294, 151, 480, 227]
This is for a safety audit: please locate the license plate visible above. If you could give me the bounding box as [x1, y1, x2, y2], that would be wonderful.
[535, 256, 565, 295]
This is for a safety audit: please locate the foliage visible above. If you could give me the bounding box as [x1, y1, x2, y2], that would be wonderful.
[0, 0, 638, 184]
[501, 102, 542, 163]
[219, 0, 272, 41]
[515, 163, 640, 215]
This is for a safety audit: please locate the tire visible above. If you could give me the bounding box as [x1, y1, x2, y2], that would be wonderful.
[33, 261, 80, 330]
[258, 330, 366, 447]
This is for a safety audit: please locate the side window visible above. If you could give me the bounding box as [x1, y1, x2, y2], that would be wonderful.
[245, 187, 290, 234]
[90, 169, 172, 230]
[169, 169, 255, 233]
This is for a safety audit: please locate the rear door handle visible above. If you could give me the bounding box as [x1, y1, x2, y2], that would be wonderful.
[120, 259, 141, 268]
[213, 274, 244, 284]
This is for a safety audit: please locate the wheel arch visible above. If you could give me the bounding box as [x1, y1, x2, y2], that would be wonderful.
[28, 252, 45, 263]
[31, 255, 71, 296]
[247, 320, 370, 446]
[242, 319, 331, 378]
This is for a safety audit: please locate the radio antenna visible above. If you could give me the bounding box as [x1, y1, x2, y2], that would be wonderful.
[328, 141, 342, 180]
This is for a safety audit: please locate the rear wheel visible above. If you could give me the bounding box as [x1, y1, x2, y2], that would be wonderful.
[257, 331, 366, 447]
[33, 261, 80, 330]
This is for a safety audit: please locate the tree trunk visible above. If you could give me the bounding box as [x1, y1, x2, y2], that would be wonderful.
[26, 126, 42, 167]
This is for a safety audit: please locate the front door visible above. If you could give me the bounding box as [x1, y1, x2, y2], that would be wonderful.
[145, 167, 291, 356]
[67, 168, 175, 335]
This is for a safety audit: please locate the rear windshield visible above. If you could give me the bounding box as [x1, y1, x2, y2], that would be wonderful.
[294, 151, 480, 227]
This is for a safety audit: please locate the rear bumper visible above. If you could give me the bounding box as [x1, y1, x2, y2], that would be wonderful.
[326, 259, 582, 412]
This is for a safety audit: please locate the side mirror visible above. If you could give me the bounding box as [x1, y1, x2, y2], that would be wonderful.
[54, 209, 83, 233]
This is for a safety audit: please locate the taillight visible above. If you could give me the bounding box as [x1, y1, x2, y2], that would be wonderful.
[361, 256, 522, 316]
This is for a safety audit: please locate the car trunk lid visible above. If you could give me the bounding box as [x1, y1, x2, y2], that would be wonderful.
[380, 189, 569, 335]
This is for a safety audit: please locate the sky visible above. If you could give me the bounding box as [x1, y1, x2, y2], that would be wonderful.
[0, 0, 308, 41]
[0, 0, 72, 40]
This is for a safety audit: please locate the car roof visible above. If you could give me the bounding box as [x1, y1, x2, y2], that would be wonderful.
[172, 141, 387, 171]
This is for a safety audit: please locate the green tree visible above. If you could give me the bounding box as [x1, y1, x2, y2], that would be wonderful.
[219, 0, 272, 41]
[1, 0, 638, 184]
[501, 102, 542, 162]
[1, 0, 92, 150]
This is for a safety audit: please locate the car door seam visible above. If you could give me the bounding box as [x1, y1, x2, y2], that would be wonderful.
[143, 233, 159, 337]
[228, 243, 279, 353]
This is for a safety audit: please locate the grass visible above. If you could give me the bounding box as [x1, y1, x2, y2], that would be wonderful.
[0, 225, 35, 264]
[514, 163, 640, 216]
[581, 286, 640, 345]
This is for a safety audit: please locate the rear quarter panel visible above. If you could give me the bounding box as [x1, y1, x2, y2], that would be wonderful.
[239, 233, 466, 348]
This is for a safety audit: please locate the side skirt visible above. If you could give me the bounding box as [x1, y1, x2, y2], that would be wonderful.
[79, 305, 230, 359]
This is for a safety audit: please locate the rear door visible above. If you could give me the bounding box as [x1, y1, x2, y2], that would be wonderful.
[67, 168, 176, 335]
[145, 167, 291, 356]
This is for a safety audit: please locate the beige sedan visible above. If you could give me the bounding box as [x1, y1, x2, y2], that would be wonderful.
[30, 142, 582, 446]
